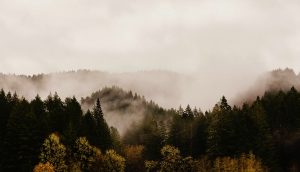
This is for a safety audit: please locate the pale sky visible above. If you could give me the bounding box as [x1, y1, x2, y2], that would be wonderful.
[1, 0, 300, 75]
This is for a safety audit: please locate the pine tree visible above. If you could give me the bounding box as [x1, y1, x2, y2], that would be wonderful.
[110, 127, 122, 153]
[183, 105, 194, 119]
[140, 117, 165, 160]
[93, 98, 103, 121]
[169, 105, 196, 156]
[178, 105, 184, 116]
[63, 97, 82, 145]
[45, 93, 66, 133]
[207, 96, 235, 157]
[220, 96, 231, 112]
[81, 110, 96, 144]
[31, 95, 49, 145]
[192, 113, 208, 157]
[92, 98, 112, 151]
[251, 100, 277, 170]
[2, 99, 40, 171]
[0, 89, 9, 161]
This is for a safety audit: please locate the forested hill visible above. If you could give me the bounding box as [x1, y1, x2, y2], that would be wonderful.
[80, 86, 170, 135]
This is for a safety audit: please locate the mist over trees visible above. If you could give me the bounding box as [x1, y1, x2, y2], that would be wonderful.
[2, 68, 300, 111]
[0, 69, 300, 171]
[234, 68, 300, 105]
[0, 82, 300, 171]
[0, 70, 189, 109]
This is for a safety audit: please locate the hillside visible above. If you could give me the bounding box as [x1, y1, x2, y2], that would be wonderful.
[80, 86, 169, 135]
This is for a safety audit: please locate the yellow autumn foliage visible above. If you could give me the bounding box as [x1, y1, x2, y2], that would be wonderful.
[33, 162, 55, 172]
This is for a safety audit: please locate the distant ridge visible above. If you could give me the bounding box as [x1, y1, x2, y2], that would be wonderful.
[2, 68, 300, 110]
[234, 68, 300, 105]
[0, 70, 188, 108]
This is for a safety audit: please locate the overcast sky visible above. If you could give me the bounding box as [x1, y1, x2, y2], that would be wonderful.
[1, 0, 300, 75]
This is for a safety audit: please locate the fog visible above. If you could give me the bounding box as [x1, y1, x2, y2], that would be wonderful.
[1, 0, 300, 109]
[234, 68, 300, 105]
[1, 0, 300, 72]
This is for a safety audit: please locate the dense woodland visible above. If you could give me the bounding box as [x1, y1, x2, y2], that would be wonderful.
[0, 86, 300, 172]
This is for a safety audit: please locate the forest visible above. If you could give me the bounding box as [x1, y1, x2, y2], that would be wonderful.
[0, 85, 300, 172]
[2, 0, 300, 171]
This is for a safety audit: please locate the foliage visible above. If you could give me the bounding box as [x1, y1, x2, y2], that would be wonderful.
[124, 145, 145, 172]
[213, 153, 267, 172]
[111, 127, 123, 153]
[72, 137, 101, 172]
[91, 150, 126, 172]
[145, 145, 194, 172]
[33, 162, 55, 172]
[147, 148, 267, 172]
[145, 161, 159, 172]
[123, 115, 167, 160]
[192, 156, 213, 172]
[39, 133, 67, 172]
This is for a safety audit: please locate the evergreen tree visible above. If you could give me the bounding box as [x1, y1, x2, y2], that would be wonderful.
[283, 87, 300, 131]
[168, 114, 183, 152]
[2, 99, 40, 171]
[0, 89, 8, 141]
[45, 93, 66, 133]
[0, 89, 9, 168]
[0, 91, 18, 154]
[81, 110, 97, 144]
[178, 105, 184, 116]
[145, 118, 166, 160]
[168, 105, 197, 156]
[191, 113, 208, 157]
[207, 96, 235, 157]
[183, 105, 194, 119]
[94, 98, 103, 122]
[251, 99, 278, 171]
[110, 127, 122, 153]
[92, 98, 112, 151]
[30, 95, 49, 146]
[63, 97, 82, 145]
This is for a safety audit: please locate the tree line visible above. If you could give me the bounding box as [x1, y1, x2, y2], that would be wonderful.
[0, 86, 300, 171]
